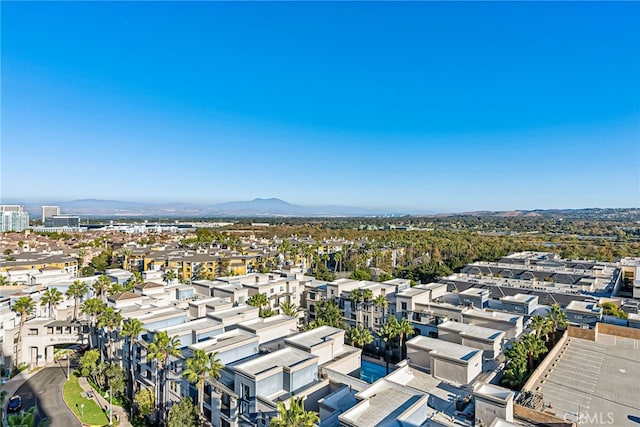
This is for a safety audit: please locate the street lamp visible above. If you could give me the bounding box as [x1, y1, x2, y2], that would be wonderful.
[80, 403, 84, 422]
[105, 386, 113, 426]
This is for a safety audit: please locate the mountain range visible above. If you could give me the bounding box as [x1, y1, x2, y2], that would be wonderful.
[19, 198, 404, 218]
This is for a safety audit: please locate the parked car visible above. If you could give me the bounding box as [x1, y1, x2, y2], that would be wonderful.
[7, 395, 22, 413]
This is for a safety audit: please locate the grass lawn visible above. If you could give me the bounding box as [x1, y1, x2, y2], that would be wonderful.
[63, 374, 110, 426]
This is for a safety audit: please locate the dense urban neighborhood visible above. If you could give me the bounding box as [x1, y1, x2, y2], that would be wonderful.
[0, 205, 639, 427]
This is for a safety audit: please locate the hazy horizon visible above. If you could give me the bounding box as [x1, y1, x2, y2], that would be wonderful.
[2, 2, 639, 212]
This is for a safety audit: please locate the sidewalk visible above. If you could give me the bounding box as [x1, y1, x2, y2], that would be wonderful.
[77, 377, 132, 427]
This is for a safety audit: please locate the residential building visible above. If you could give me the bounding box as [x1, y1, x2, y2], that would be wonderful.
[1, 211, 29, 232]
[41, 206, 61, 223]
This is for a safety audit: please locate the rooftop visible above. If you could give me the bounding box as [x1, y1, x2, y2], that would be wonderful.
[406, 336, 481, 362]
[284, 326, 344, 349]
[500, 293, 538, 304]
[438, 320, 505, 341]
[532, 334, 640, 425]
[566, 300, 602, 314]
[233, 347, 318, 378]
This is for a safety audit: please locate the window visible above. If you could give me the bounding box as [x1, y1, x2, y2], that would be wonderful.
[238, 296, 244, 304]
[270, 288, 274, 294]
[28, 329, 38, 335]
[280, 286, 284, 292]
[401, 302, 407, 310]
[292, 287, 296, 294]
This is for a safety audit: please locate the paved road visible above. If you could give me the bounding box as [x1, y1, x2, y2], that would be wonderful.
[13, 365, 81, 427]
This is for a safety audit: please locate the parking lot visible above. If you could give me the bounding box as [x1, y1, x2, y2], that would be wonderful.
[534, 334, 640, 426]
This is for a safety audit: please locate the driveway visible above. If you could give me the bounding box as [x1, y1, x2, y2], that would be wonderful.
[13, 366, 81, 427]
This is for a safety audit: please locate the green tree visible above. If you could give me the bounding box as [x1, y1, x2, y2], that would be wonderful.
[397, 318, 415, 360]
[134, 388, 155, 420]
[530, 315, 552, 344]
[270, 396, 319, 427]
[92, 275, 111, 302]
[79, 349, 101, 380]
[346, 325, 374, 349]
[314, 299, 343, 329]
[379, 315, 399, 374]
[0, 275, 10, 286]
[279, 301, 300, 318]
[147, 331, 182, 426]
[373, 295, 388, 329]
[547, 304, 569, 344]
[5, 406, 49, 427]
[11, 296, 36, 367]
[168, 397, 199, 427]
[66, 280, 88, 320]
[122, 318, 144, 404]
[520, 334, 548, 371]
[501, 356, 528, 389]
[40, 287, 63, 319]
[182, 349, 223, 422]
[164, 269, 177, 285]
[247, 293, 270, 317]
[97, 307, 122, 361]
[81, 298, 106, 349]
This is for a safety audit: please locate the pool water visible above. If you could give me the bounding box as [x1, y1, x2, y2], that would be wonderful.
[360, 360, 391, 383]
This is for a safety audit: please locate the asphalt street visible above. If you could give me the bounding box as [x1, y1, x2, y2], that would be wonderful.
[13, 364, 81, 427]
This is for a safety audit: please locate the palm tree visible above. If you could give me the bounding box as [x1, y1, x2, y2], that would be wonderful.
[66, 280, 88, 320]
[248, 293, 270, 316]
[348, 289, 363, 326]
[147, 331, 182, 426]
[314, 299, 343, 329]
[530, 315, 552, 344]
[92, 275, 111, 302]
[122, 318, 144, 406]
[78, 248, 88, 274]
[0, 275, 10, 287]
[121, 248, 132, 270]
[182, 349, 223, 423]
[397, 318, 415, 360]
[346, 325, 374, 349]
[520, 334, 548, 371]
[5, 406, 49, 427]
[279, 301, 300, 318]
[547, 304, 569, 344]
[11, 296, 35, 367]
[501, 356, 528, 389]
[379, 316, 399, 374]
[97, 307, 123, 361]
[373, 295, 388, 330]
[127, 272, 143, 290]
[81, 297, 106, 349]
[270, 396, 319, 427]
[40, 287, 63, 318]
[163, 269, 177, 285]
[334, 251, 343, 272]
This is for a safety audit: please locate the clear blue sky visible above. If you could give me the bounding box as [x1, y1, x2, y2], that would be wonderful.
[2, 1, 639, 212]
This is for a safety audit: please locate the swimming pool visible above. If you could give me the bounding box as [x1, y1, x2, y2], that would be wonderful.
[360, 360, 392, 383]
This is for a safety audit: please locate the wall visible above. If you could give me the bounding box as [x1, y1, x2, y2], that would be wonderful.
[597, 323, 640, 339]
[567, 326, 596, 341]
[514, 404, 575, 427]
[522, 330, 568, 392]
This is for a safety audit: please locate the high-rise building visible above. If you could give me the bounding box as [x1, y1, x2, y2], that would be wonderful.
[0, 211, 30, 232]
[45, 215, 80, 227]
[41, 206, 61, 223]
[0, 205, 24, 213]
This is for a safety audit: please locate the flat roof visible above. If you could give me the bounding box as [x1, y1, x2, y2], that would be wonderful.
[233, 347, 317, 377]
[438, 320, 505, 341]
[188, 329, 258, 353]
[208, 305, 259, 320]
[162, 317, 222, 334]
[237, 314, 297, 332]
[566, 300, 601, 313]
[406, 336, 481, 362]
[284, 325, 343, 349]
[339, 380, 426, 427]
[464, 307, 522, 323]
[500, 293, 538, 304]
[460, 287, 490, 297]
[533, 334, 640, 425]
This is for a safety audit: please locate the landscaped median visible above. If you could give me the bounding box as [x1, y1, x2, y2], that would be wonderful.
[62, 373, 110, 426]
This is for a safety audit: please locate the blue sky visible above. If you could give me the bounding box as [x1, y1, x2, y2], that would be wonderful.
[2, 1, 639, 212]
